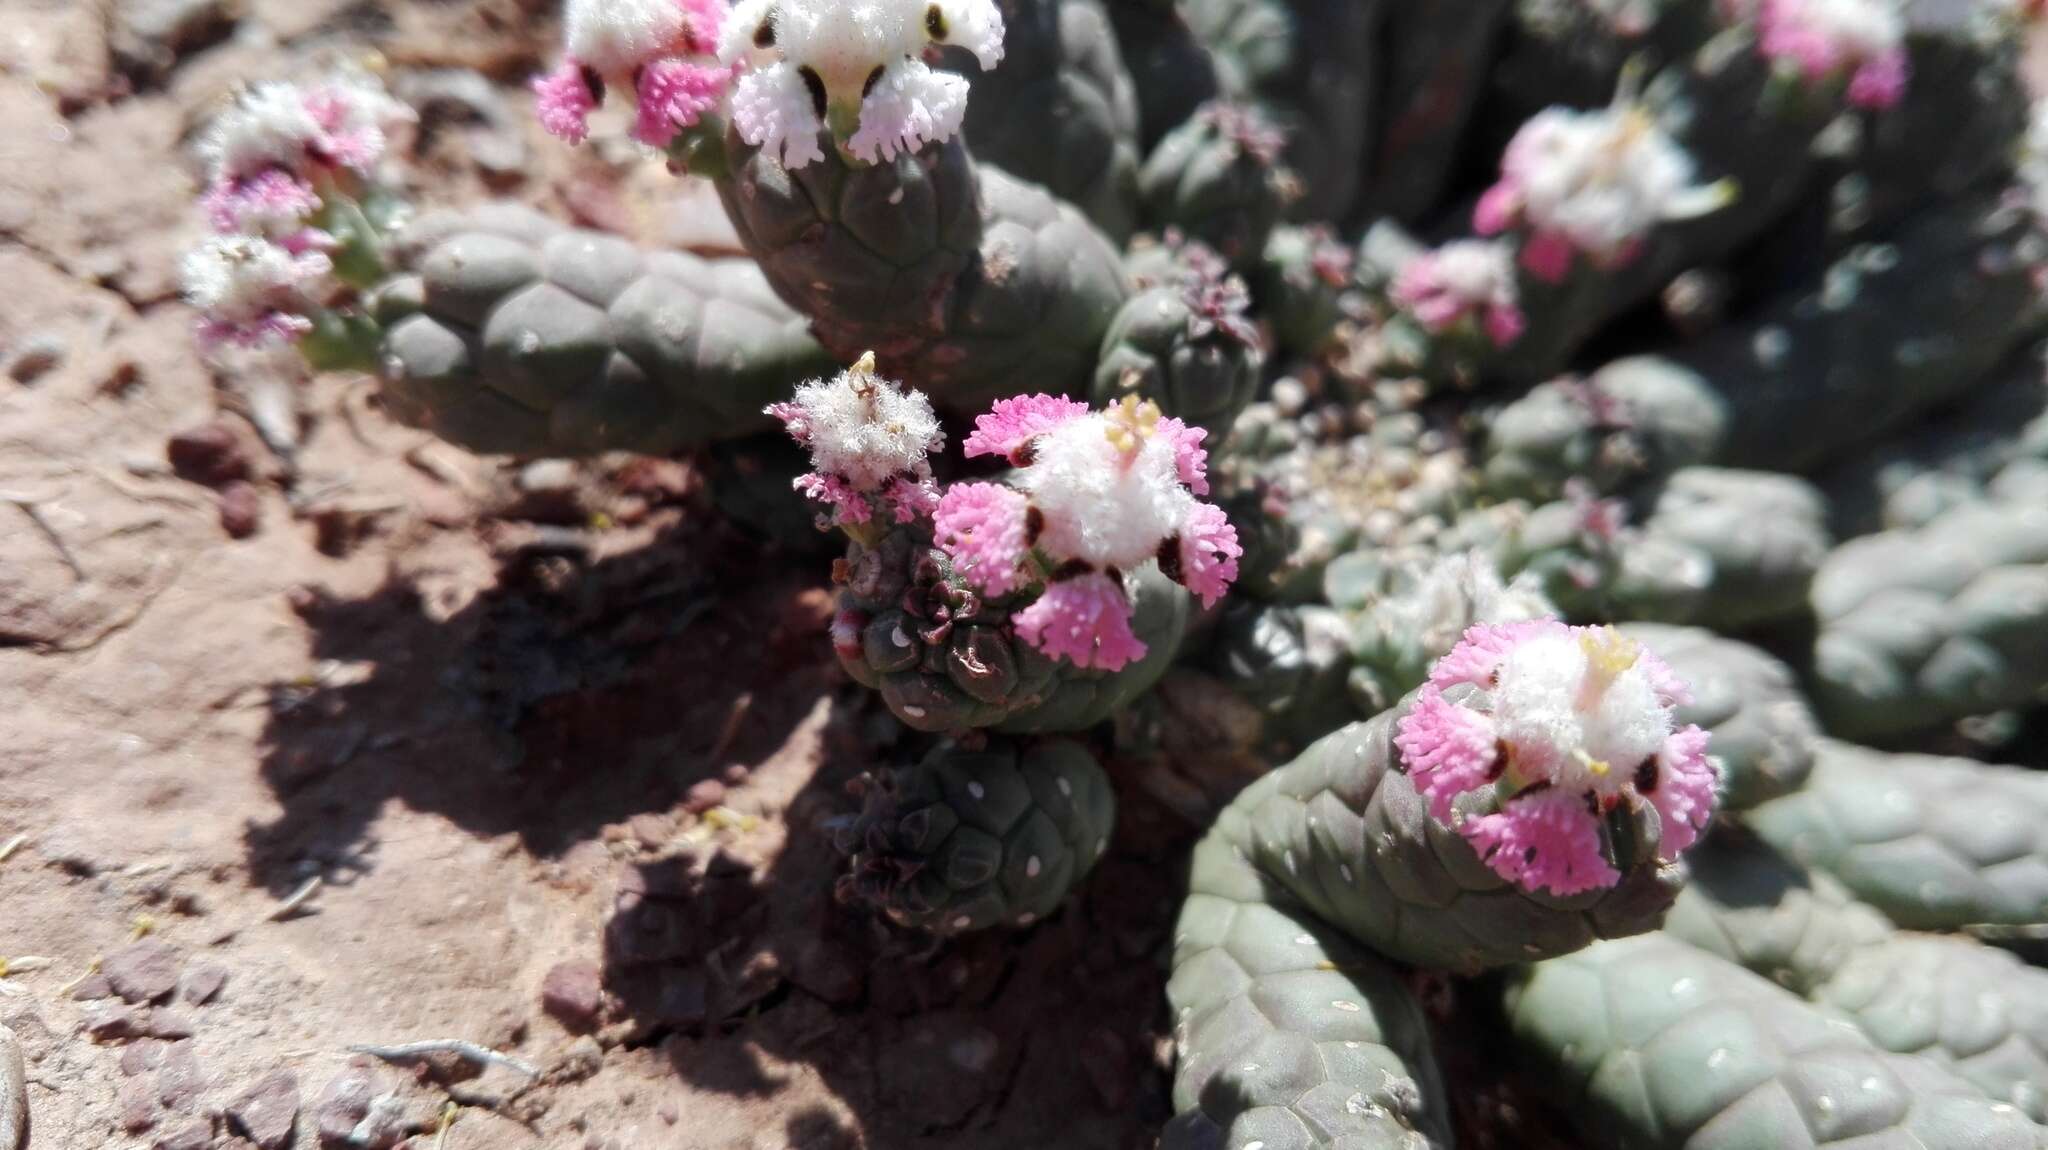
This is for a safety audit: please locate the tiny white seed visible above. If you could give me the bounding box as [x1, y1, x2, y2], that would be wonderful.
[1026, 856, 1042, 877]
[969, 781, 985, 800]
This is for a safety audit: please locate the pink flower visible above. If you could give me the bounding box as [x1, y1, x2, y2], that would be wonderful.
[1156, 417, 1210, 495]
[1645, 724, 1716, 856]
[534, 62, 600, 145]
[934, 482, 1032, 597]
[937, 395, 1239, 671]
[1390, 240, 1526, 348]
[1173, 501, 1240, 609]
[1394, 621, 1719, 895]
[1012, 573, 1148, 671]
[961, 394, 1091, 463]
[632, 58, 734, 148]
[1475, 102, 1729, 280]
[1755, 0, 1909, 110]
[1463, 791, 1621, 896]
[795, 472, 872, 524]
[1394, 684, 1506, 823]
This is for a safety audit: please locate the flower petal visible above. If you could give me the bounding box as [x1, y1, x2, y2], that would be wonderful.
[848, 59, 970, 165]
[731, 61, 826, 169]
[533, 62, 600, 145]
[930, 0, 1006, 69]
[934, 482, 1032, 597]
[961, 394, 1090, 461]
[1646, 724, 1718, 858]
[632, 59, 732, 148]
[1462, 790, 1619, 896]
[1013, 572, 1148, 671]
[1156, 416, 1211, 495]
[1427, 618, 1568, 690]
[1394, 684, 1503, 824]
[1174, 501, 1240, 609]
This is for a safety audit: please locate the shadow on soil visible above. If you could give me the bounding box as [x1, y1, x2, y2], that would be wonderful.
[249, 510, 1197, 1149]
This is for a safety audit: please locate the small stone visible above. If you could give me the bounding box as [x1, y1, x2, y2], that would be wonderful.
[152, 1117, 213, 1150]
[227, 1070, 299, 1150]
[312, 1060, 378, 1147]
[5, 335, 66, 384]
[167, 421, 251, 487]
[180, 966, 228, 1006]
[626, 813, 673, 850]
[156, 1040, 205, 1112]
[720, 763, 750, 786]
[683, 779, 726, 815]
[70, 974, 114, 1002]
[657, 1101, 679, 1125]
[119, 1077, 159, 1132]
[86, 1004, 144, 1042]
[104, 940, 181, 1004]
[540, 962, 604, 1032]
[142, 1010, 196, 1041]
[218, 482, 261, 539]
[121, 1039, 166, 1076]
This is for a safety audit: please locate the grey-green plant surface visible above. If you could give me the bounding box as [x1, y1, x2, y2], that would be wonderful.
[1668, 833, 2048, 1120]
[1809, 495, 2048, 739]
[1505, 933, 2045, 1150]
[376, 204, 832, 456]
[1747, 740, 2048, 931]
[834, 736, 1117, 933]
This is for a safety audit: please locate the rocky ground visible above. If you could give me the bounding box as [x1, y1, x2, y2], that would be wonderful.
[3, 4, 2045, 1150]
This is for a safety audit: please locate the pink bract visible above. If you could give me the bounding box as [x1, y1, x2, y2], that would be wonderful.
[1463, 791, 1621, 896]
[534, 63, 598, 145]
[1393, 685, 1503, 824]
[794, 472, 871, 524]
[934, 482, 1033, 598]
[1156, 416, 1211, 495]
[1176, 501, 1241, 609]
[1647, 724, 1717, 856]
[203, 170, 321, 234]
[1012, 573, 1148, 672]
[960, 394, 1090, 462]
[1427, 618, 1567, 690]
[633, 59, 733, 148]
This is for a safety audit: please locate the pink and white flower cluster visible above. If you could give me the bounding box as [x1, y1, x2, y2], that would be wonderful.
[533, 0, 735, 150]
[934, 395, 1240, 671]
[1476, 102, 1730, 283]
[184, 71, 412, 348]
[768, 352, 946, 527]
[1752, 0, 1909, 110]
[721, 0, 1005, 168]
[1394, 622, 1717, 896]
[1390, 239, 1526, 348]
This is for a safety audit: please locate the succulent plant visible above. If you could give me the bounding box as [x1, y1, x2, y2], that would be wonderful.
[187, 0, 2048, 1144]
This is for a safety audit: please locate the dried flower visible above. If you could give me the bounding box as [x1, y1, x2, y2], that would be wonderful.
[769, 352, 945, 527]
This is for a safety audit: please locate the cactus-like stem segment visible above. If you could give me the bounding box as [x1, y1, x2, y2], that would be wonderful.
[1747, 740, 2048, 931]
[1505, 934, 2045, 1150]
[374, 204, 832, 457]
[1615, 624, 1819, 811]
[835, 736, 1117, 933]
[716, 129, 1130, 413]
[1668, 832, 2048, 1121]
[1810, 496, 2048, 739]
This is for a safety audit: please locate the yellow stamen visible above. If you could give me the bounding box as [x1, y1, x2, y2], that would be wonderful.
[1576, 625, 1640, 711]
[1575, 748, 1612, 777]
[1103, 396, 1162, 456]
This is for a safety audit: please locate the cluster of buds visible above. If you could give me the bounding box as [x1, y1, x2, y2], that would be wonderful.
[533, 0, 733, 150]
[721, 0, 1005, 168]
[1475, 97, 1733, 283]
[181, 70, 413, 348]
[1748, 0, 1910, 110]
[1394, 621, 1717, 896]
[767, 352, 946, 532]
[1389, 239, 1527, 348]
[935, 395, 1240, 671]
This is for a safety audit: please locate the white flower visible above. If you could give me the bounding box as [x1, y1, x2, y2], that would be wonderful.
[1020, 401, 1197, 572]
[181, 235, 334, 345]
[769, 352, 943, 492]
[200, 82, 325, 184]
[722, 0, 1004, 168]
[565, 0, 691, 75]
[1516, 108, 1707, 255]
